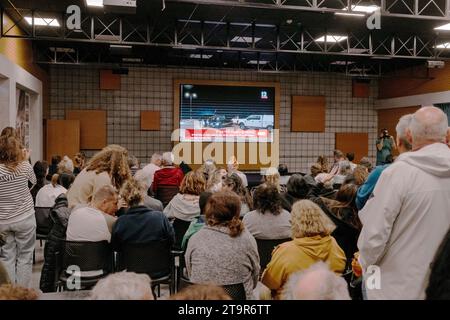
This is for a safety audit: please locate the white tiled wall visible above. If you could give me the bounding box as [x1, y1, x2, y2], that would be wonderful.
[49, 66, 378, 173]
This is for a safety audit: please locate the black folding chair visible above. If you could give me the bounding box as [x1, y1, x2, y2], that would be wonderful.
[33, 207, 52, 263]
[55, 240, 113, 291]
[116, 239, 175, 299]
[256, 238, 291, 273]
[172, 218, 191, 251]
[155, 185, 180, 208]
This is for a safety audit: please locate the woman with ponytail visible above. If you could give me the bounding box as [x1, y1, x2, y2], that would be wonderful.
[185, 191, 260, 299]
[35, 173, 75, 207]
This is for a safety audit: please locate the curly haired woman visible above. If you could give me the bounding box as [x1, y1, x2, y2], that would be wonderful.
[67, 145, 131, 208]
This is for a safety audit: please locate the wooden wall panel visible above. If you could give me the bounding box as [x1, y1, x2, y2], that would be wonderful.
[141, 111, 161, 130]
[335, 133, 369, 163]
[46, 120, 80, 163]
[379, 65, 450, 99]
[66, 110, 107, 150]
[377, 106, 420, 155]
[291, 95, 326, 132]
[99, 70, 121, 90]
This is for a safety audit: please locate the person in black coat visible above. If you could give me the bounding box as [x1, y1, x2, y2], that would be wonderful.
[280, 174, 311, 212]
[111, 180, 175, 250]
[39, 194, 71, 292]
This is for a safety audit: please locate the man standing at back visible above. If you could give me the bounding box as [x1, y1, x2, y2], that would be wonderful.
[358, 106, 450, 299]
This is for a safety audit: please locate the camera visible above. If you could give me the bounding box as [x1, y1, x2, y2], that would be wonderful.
[382, 129, 390, 139]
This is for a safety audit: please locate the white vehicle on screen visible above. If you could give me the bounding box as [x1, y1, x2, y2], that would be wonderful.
[238, 115, 274, 130]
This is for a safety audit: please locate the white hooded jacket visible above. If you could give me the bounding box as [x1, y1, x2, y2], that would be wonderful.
[358, 142, 450, 300]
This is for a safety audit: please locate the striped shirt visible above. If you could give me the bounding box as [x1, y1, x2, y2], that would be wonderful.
[0, 161, 37, 224]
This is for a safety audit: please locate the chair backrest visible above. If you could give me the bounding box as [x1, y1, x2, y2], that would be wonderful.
[34, 207, 52, 235]
[117, 239, 172, 279]
[61, 240, 113, 274]
[256, 238, 291, 271]
[156, 185, 180, 207]
[222, 283, 246, 300]
[172, 218, 192, 250]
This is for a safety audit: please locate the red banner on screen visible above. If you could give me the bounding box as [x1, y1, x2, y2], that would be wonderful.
[183, 128, 269, 140]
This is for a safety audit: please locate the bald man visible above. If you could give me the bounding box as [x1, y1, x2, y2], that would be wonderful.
[358, 106, 450, 300]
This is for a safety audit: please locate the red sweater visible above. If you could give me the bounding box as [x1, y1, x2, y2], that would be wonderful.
[152, 167, 184, 192]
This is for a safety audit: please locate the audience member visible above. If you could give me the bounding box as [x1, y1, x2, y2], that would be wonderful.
[329, 150, 345, 175]
[58, 155, 74, 174]
[327, 184, 360, 230]
[227, 156, 248, 187]
[0, 233, 10, 285]
[30, 160, 49, 204]
[316, 155, 330, 173]
[332, 160, 352, 186]
[181, 191, 211, 251]
[112, 180, 174, 248]
[376, 128, 396, 166]
[282, 262, 350, 300]
[170, 284, 231, 300]
[35, 173, 70, 207]
[206, 168, 227, 192]
[346, 152, 357, 171]
[185, 191, 260, 300]
[262, 167, 282, 192]
[0, 284, 38, 300]
[152, 152, 184, 194]
[47, 155, 61, 180]
[164, 170, 205, 222]
[426, 228, 450, 300]
[141, 153, 162, 191]
[352, 165, 368, 186]
[0, 127, 18, 139]
[199, 159, 216, 182]
[222, 173, 253, 216]
[133, 169, 164, 212]
[280, 174, 310, 212]
[90, 272, 154, 300]
[262, 200, 346, 299]
[39, 194, 71, 292]
[278, 164, 290, 185]
[356, 114, 413, 210]
[73, 152, 86, 176]
[0, 134, 36, 287]
[358, 157, 373, 173]
[66, 185, 118, 242]
[128, 155, 140, 176]
[358, 106, 450, 299]
[243, 184, 291, 240]
[67, 144, 131, 208]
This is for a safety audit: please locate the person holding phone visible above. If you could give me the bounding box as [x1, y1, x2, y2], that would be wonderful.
[376, 128, 396, 166]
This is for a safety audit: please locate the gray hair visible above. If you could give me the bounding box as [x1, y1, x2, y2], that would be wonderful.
[396, 114, 413, 151]
[91, 185, 117, 204]
[151, 153, 162, 164]
[281, 262, 350, 300]
[58, 155, 74, 173]
[162, 152, 174, 166]
[90, 272, 153, 300]
[134, 169, 151, 189]
[410, 106, 448, 144]
[338, 160, 351, 175]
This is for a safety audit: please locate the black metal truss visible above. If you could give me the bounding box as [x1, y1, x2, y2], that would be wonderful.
[167, 0, 450, 21]
[2, 7, 449, 60]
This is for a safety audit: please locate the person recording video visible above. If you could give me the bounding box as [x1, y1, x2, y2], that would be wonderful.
[376, 128, 396, 166]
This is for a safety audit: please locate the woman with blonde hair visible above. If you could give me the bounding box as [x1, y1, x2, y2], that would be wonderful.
[163, 170, 206, 222]
[66, 144, 131, 208]
[0, 134, 36, 287]
[262, 199, 346, 299]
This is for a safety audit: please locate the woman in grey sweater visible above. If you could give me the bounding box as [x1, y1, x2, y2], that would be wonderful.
[185, 191, 260, 299]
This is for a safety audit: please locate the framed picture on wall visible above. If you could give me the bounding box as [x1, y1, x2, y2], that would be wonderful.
[16, 89, 30, 149]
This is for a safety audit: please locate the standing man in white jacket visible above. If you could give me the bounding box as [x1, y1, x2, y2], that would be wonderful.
[358, 106, 450, 300]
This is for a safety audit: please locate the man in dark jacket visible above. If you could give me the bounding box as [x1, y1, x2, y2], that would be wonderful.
[39, 194, 71, 292]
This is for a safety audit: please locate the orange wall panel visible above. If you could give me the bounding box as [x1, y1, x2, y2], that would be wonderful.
[66, 110, 107, 150]
[335, 133, 369, 163]
[100, 70, 121, 90]
[291, 96, 326, 132]
[141, 111, 161, 130]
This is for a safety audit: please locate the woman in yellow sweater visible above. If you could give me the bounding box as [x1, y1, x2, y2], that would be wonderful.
[261, 199, 346, 299]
